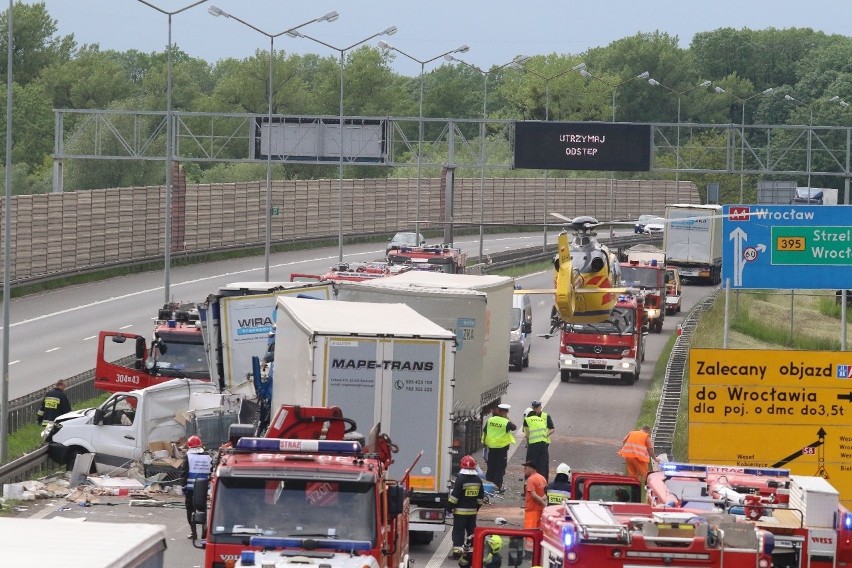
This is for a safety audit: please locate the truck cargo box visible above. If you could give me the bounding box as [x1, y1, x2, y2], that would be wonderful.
[335, 271, 513, 411]
[789, 474, 839, 529]
[272, 297, 456, 491]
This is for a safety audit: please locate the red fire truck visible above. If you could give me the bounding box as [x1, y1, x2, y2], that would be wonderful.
[558, 292, 646, 385]
[191, 406, 410, 568]
[620, 259, 667, 333]
[95, 302, 210, 392]
[290, 261, 410, 283]
[470, 500, 775, 568]
[646, 462, 852, 568]
[387, 244, 467, 274]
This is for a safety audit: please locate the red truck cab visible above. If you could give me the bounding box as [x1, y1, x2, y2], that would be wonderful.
[95, 303, 209, 392]
[558, 292, 646, 385]
[620, 260, 667, 333]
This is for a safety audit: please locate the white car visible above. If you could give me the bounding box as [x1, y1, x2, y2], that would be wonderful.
[643, 218, 665, 235]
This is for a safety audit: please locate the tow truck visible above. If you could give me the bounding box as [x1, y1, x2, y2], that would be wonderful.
[646, 462, 852, 568]
[191, 405, 410, 568]
[470, 500, 775, 568]
[95, 302, 210, 392]
[386, 243, 467, 274]
[558, 292, 646, 385]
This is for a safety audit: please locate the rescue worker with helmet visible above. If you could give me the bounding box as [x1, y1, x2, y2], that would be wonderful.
[546, 462, 572, 504]
[458, 533, 503, 568]
[522, 401, 554, 481]
[482, 403, 517, 492]
[447, 455, 484, 559]
[617, 424, 658, 483]
[181, 435, 212, 540]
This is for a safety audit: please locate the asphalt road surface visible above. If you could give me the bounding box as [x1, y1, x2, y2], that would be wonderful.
[21, 268, 714, 567]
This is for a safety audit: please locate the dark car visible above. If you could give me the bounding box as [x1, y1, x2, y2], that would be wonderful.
[386, 232, 426, 256]
[635, 214, 660, 234]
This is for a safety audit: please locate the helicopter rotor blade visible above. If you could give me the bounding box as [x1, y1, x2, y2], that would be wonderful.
[549, 212, 574, 223]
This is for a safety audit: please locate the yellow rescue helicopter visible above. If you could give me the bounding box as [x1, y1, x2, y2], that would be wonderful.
[522, 214, 626, 328]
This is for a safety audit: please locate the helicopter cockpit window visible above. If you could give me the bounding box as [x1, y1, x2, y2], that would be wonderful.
[568, 307, 634, 334]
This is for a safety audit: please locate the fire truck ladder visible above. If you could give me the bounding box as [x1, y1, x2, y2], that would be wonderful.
[653, 289, 720, 458]
[566, 502, 629, 541]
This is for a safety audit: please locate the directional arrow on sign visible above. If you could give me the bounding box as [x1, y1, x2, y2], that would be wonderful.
[837, 392, 852, 403]
[729, 227, 748, 286]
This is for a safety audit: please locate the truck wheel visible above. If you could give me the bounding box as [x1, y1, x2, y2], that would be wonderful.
[560, 370, 571, 383]
[621, 373, 634, 385]
[654, 320, 663, 333]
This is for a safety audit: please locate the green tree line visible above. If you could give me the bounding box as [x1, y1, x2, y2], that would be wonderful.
[1, 2, 851, 202]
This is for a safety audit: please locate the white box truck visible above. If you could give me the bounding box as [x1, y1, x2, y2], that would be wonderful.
[335, 270, 513, 409]
[199, 281, 332, 390]
[4, 518, 167, 567]
[271, 296, 457, 544]
[663, 204, 723, 284]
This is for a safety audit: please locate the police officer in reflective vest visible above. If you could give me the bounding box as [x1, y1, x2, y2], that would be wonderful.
[182, 435, 212, 539]
[447, 455, 484, 559]
[482, 403, 517, 492]
[546, 463, 572, 504]
[523, 401, 554, 481]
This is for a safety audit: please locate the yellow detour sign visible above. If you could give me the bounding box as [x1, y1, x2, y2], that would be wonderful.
[688, 348, 852, 502]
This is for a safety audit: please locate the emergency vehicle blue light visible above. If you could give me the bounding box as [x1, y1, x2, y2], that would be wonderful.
[650, 259, 658, 266]
[167, 319, 177, 328]
[240, 550, 256, 565]
[249, 536, 373, 551]
[562, 525, 578, 550]
[660, 462, 790, 478]
[234, 437, 362, 454]
[844, 512, 852, 530]
[660, 462, 707, 474]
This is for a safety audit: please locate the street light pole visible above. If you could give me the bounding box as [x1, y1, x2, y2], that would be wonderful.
[137, 0, 208, 302]
[783, 94, 848, 193]
[1, 0, 13, 462]
[514, 62, 577, 251]
[575, 64, 649, 233]
[209, 6, 338, 280]
[290, 27, 398, 262]
[726, 87, 774, 202]
[377, 41, 469, 241]
[445, 54, 529, 262]
[647, 78, 712, 203]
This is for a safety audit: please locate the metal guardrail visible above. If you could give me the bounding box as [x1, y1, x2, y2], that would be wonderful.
[0, 446, 54, 486]
[652, 288, 720, 459]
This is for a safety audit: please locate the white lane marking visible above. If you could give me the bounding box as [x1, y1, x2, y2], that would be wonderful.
[10, 360, 19, 365]
[45, 347, 60, 353]
[426, 369, 562, 568]
[83, 335, 97, 341]
[10, 238, 533, 329]
[119, 325, 133, 330]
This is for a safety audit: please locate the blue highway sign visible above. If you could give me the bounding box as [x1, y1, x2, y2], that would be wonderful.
[722, 204, 852, 290]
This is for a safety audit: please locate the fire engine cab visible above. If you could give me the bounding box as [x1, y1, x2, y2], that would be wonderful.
[620, 259, 667, 333]
[191, 406, 410, 568]
[95, 302, 210, 392]
[471, 500, 775, 568]
[558, 292, 646, 385]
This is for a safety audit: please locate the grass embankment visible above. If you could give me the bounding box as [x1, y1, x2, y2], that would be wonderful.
[637, 288, 852, 460]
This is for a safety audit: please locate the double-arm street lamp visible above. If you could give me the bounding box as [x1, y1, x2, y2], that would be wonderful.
[209, 6, 338, 281]
[444, 54, 529, 262]
[138, 0, 208, 302]
[575, 64, 649, 232]
[647, 77, 713, 202]
[716, 87, 774, 202]
[513, 62, 577, 251]
[378, 41, 469, 240]
[289, 26, 398, 262]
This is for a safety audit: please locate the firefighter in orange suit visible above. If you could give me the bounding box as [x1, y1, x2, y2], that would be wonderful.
[617, 425, 658, 483]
